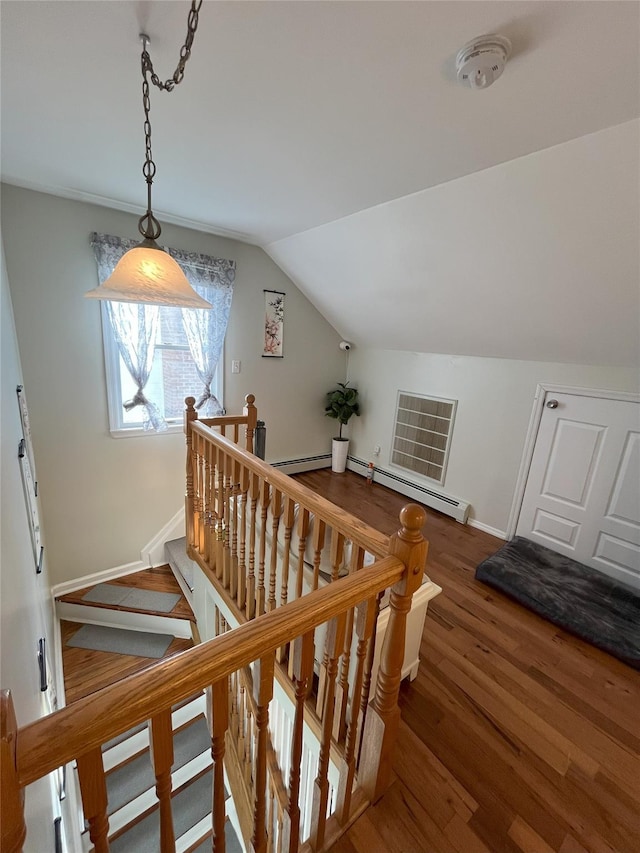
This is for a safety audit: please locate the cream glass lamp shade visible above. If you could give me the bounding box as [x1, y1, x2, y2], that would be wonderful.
[85, 240, 212, 308]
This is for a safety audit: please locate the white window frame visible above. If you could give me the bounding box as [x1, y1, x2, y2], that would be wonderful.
[101, 303, 225, 438]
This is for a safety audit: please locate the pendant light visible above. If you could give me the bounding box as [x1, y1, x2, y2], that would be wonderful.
[86, 1, 211, 308]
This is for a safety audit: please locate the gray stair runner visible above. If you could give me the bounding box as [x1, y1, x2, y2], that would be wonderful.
[166, 537, 196, 593]
[106, 715, 211, 815]
[109, 769, 239, 853]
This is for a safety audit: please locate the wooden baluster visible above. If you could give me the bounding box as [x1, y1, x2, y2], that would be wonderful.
[203, 438, 213, 566]
[76, 747, 110, 853]
[230, 671, 239, 740]
[223, 452, 233, 590]
[336, 596, 377, 824]
[294, 509, 310, 601]
[268, 490, 283, 613]
[234, 423, 240, 445]
[276, 497, 296, 663]
[281, 632, 314, 853]
[247, 473, 260, 619]
[1, 690, 26, 853]
[215, 446, 225, 580]
[211, 679, 229, 853]
[267, 779, 275, 853]
[310, 518, 326, 592]
[316, 530, 345, 717]
[257, 481, 271, 617]
[237, 464, 249, 611]
[197, 432, 206, 556]
[237, 680, 246, 782]
[252, 655, 275, 853]
[310, 614, 347, 851]
[184, 396, 198, 555]
[245, 708, 254, 788]
[289, 508, 310, 679]
[149, 709, 175, 853]
[360, 505, 428, 803]
[356, 591, 382, 763]
[230, 457, 240, 599]
[244, 394, 257, 453]
[332, 545, 364, 743]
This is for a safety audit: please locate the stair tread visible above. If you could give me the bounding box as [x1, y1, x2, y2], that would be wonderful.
[57, 565, 194, 621]
[165, 538, 196, 593]
[106, 715, 212, 816]
[190, 821, 243, 853]
[109, 768, 229, 852]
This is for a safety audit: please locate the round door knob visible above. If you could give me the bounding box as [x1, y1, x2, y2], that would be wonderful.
[546, 399, 559, 409]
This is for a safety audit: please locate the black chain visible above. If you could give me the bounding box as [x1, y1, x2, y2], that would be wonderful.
[138, 0, 202, 240]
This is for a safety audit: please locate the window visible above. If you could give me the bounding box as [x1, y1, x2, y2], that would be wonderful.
[92, 232, 235, 438]
[391, 392, 457, 485]
[102, 302, 224, 435]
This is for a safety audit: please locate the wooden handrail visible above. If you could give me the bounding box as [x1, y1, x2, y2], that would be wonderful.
[15, 556, 404, 787]
[190, 421, 390, 559]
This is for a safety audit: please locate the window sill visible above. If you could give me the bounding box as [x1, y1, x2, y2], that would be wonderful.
[109, 423, 184, 439]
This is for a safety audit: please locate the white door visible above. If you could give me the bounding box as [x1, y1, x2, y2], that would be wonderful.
[516, 392, 640, 589]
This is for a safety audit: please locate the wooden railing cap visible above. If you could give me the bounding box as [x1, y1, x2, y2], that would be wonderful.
[398, 504, 426, 545]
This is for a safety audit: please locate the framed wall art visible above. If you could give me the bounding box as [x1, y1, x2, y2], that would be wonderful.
[263, 290, 285, 358]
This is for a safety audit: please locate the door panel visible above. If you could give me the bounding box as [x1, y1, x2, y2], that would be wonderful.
[517, 393, 640, 589]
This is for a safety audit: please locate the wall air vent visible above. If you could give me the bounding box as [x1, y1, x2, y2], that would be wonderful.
[391, 392, 457, 486]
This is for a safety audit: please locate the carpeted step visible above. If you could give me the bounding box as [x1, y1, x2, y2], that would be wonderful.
[109, 768, 230, 853]
[106, 715, 212, 815]
[190, 820, 243, 853]
[166, 537, 196, 593]
[476, 536, 640, 668]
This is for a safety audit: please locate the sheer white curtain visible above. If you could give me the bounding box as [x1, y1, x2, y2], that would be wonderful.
[91, 233, 235, 427]
[168, 247, 235, 416]
[91, 233, 166, 430]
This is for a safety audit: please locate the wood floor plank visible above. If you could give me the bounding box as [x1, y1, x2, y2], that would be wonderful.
[292, 471, 640, 853]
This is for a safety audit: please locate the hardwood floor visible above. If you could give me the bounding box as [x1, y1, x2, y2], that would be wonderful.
[293, 471, 640, 853]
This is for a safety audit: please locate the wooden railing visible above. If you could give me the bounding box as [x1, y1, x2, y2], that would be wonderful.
[1, 395, 429, 853]
[2, 520, 426, 852]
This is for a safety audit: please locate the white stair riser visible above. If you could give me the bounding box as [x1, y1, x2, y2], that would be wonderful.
[56, 601, 193, 639]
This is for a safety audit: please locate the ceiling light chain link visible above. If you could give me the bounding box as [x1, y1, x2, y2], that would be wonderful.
[137, 0, 203, 241]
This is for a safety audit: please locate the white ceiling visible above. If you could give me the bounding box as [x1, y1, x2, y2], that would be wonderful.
[2, 1, 639, 366]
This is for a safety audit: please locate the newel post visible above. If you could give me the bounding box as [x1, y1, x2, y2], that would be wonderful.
[359, 504, 428, 803]
[1, 690, 26, 853]
[184, 396, 198, 555]
[244, 394, 257, 453]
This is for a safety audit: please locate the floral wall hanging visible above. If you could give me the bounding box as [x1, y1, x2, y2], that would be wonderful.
[263, 290, 285, 358]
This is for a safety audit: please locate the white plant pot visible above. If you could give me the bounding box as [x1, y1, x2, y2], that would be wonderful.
[332, 438, 349, 473]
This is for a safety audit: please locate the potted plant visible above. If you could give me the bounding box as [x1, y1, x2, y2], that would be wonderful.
[325, 382, 360, 473]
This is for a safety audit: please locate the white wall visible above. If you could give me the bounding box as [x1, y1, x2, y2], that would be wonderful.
[347, 348, 639, 536]
[1, 186, 344, 585]
[266, 120, 640, 369]
[1, 235, 61, 851]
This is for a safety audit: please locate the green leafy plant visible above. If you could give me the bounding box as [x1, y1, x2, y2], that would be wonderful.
[325, 382, 360, 439]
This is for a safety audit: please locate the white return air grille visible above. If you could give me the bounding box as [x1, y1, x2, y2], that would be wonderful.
[392, 392, 457, 486]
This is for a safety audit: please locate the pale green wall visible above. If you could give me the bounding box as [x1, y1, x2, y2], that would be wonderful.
[347, 348, 639, 535]
[2, 185, 344, 585]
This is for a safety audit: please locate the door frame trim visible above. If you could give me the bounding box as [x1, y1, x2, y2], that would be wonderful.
[506, 384, 640, 540]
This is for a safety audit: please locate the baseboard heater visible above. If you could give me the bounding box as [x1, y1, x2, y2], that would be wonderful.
[348, 456, 470, 524]
[269, 453, 470, 524]
[271, 454, 332, 473]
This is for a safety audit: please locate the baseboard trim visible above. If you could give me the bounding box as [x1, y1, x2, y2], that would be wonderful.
[467, 518, 507, 540]
[142, 507, 185, 567]
[51, 560, 148, 598]
[271, 454, 332, 474]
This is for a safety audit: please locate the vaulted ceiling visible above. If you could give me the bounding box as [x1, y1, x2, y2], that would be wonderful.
[2, 1, 639, 366]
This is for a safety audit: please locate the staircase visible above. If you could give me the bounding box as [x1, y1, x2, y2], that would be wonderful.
[55, 567, 244, 851]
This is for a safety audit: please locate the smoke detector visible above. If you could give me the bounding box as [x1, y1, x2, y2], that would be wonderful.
[456, 34, 512, 90]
